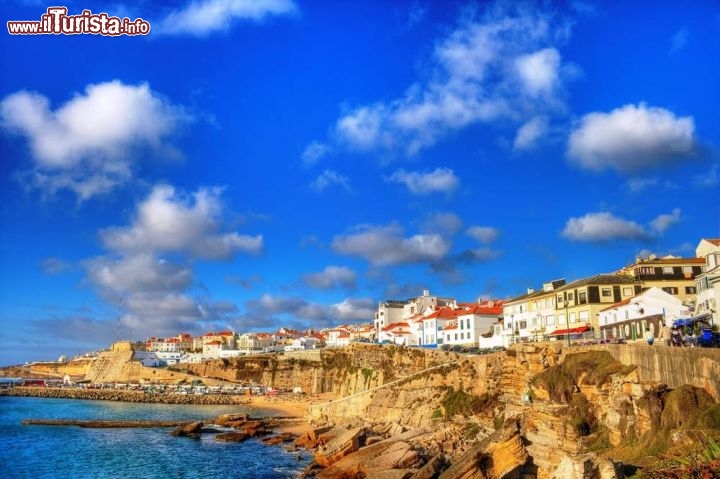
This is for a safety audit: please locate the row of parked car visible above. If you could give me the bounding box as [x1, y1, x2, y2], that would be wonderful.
[439, 345, 506, 355]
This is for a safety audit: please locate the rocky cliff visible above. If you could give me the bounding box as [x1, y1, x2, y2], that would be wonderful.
[175, 343, 720, 478]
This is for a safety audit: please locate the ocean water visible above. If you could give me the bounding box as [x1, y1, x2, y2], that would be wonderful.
[0, 396, 312, 478]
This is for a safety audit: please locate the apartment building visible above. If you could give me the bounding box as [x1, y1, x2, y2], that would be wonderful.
[619, 255, 705, 304]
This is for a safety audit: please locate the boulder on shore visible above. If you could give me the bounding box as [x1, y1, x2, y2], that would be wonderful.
[315, 427, 364, 467]
[215, 431, 251, 442]
[171, 421, 203, 437]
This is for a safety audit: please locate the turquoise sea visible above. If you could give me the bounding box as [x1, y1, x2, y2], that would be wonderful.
[0, 396, 312, 478]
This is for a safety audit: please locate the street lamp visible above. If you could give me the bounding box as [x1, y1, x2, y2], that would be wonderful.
[565, 293, 571, 347]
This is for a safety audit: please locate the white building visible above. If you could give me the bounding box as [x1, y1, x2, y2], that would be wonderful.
[374, 290, 455, 339]
[326, 329, 351, 347]
[695, 238, 720, 325]
[598, 287, 691, 341]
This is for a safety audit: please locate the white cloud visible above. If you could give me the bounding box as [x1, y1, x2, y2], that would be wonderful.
[332, 223, 451, 266]
[515, 48, 561, 97]
[422, 212, 463, 236]
[386, 167, 459, 195]
[156, 0, 298, 36]
[1, 81, 187, 200]
[301, 141, 330, 166]
[84, 254, 194, 295]
[330, 298, 375, 322]
[466, 226, 499, 244]
[513, 116, 548, 150]
[101, 184, 262, 260]
[561, 212, 650, 242]
[669, 27, 689, 55]
[327, 4, 573, 157]
[302, 266, 357, 290]
[310, 170, 350, 192]
[567, 103, 696, 173]
[650, 208, 682, 234]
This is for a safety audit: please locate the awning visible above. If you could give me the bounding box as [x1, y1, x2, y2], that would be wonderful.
[673, 313, 712, 327]
[550, 325, 591, 335]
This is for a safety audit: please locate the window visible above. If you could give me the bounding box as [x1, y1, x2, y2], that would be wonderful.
[623, 287, 633, 296]
[602, 288, 612, 297]
[454, 333, 458, 340]
[579, 311, 589, 320]
[519, 321, 527, 329]
[557, 295, 563, 305]
[685, 286, 697, 294]
[662, 287, 679, 295]
[578, 292, 587, 304]
[546, 315, 555, 325]
[567, 292, 574, 300]
[569, 312, 576, 322]
[662, 266, 674, 275]
[639, 267, 654, 275]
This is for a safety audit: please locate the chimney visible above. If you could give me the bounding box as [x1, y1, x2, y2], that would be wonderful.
[423, 289, 430, 297]
[527, 288, 535, 294]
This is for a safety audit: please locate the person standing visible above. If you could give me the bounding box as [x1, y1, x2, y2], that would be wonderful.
[658, 324, 671, 346]
[645, 327, 654, 346]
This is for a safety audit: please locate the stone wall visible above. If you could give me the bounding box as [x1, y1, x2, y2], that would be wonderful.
[570, 344, 720, 400]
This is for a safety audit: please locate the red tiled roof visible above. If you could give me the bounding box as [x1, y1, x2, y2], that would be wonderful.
[218, 331, 234, 336]
[706, 239, 720, 246]
[205, 340, 222, 345]
[382, 322, 410, 331]
[424, 307, 458, 320]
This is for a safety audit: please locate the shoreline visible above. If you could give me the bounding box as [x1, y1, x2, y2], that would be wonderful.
[0, 387, 329, 435]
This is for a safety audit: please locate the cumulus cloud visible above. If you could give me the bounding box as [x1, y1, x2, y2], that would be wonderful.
[101, 184, 262, 259]
[77, 184, 263, 339]
[301, 141, 330, 166]
[1, 81, 188, 200]
[236, 294, 373, 329]
[84, 254, 194, 295]
[385, 168, 459, 195]
[422, 212, 463, 236]
[330, 298, 375, 322]
[310, 170, 351, 192]
[562, 212, 650, 242]
[515, 48, 561, 97]
[332, 223, 451, 266]
[466, 226, 499, 244]
[513, 116, 548, 150]
[156, 0, 298, 36]
[650, 208, 681, 234]
[302, 266, 357, 290]
[322, 3, 573, 157]
[567, 103, 696, 173]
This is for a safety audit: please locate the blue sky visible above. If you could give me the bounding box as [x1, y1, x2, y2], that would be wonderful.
[1, 0, 718, 365]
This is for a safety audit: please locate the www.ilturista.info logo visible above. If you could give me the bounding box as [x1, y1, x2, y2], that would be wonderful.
[7, 7, 150, 36]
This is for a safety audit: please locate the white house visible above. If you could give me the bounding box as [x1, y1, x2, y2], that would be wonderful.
[695, 238, 720, 325]
[326, 329, 351, 347]
[598, 287, 691, 341]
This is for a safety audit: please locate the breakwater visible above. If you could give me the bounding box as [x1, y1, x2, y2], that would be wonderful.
[0, 387, 255, 405]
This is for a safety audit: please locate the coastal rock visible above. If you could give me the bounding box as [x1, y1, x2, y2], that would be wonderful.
[294, 426, 333, 448]
[215, 431, 251, 442]
[315, 427, 364, 467]
[551, 453, 622, 479]
[171, 421, 203, 437]
[317, 428, 432, 479]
